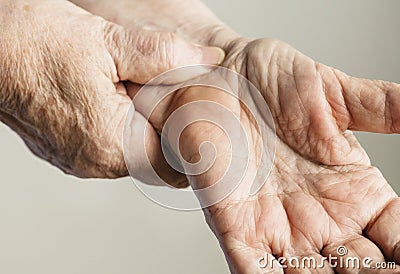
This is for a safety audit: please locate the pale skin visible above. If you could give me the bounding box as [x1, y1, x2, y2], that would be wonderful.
[0, 0, 223, 183]
[72, 1, 400, 273]
[1, 0, 399, 273]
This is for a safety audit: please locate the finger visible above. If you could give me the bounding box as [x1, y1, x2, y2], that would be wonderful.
[124, 82, 142, 99]
[322, 234, 394, 273]
[327, 66, 400, 134]
[340, 130, 371, 166]
[365, 197, 400, 264]
[283, 253, 334, 273]
[104, 80, 188, 186]
[123, 105, 188, 188]
[104, 22, 225, 84]
[272, 59, 369, 166]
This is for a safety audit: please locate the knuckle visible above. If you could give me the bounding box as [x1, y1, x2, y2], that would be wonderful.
[146, 31, 177, 68]
[385, 85, 400, 133]
[104, 22, 132, 57]
[104, 22, 122, 46]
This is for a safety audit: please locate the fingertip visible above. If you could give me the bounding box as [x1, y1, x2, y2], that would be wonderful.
[200, 46, 226, 65]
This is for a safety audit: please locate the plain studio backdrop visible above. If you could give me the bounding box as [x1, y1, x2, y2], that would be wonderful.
[0, 1, 399, 273]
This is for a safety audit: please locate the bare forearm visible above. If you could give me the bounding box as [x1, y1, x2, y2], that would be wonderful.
[69, 0, 240, 48]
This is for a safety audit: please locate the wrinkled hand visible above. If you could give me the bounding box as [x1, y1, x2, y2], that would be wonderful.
[195, 38, 400, 273]
[63, 1, 400, 272]
[128, 38, 400, 273]
[0, 0, 223, 182]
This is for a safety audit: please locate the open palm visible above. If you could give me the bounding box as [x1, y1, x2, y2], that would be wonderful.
[67, 1, 400, 272]
[137, 38, 400, 273]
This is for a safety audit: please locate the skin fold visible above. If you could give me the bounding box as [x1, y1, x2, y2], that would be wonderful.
[0, 0, 223, 184]
[71, 1, 400, 273]
[1, 0, 399, 273]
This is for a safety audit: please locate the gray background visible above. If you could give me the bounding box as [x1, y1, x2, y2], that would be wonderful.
[0, 1, 399, 273]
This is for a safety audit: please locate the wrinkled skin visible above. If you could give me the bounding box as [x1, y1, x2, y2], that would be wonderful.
[71, 0, 400, 273]
[128, 39, 400, 273]
[0, 1, 400, 273]
[0, 0, 223, 183]
[74, 1, 400, 273]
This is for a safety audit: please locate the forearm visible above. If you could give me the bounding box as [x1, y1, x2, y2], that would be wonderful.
[69, 0, 241, 49]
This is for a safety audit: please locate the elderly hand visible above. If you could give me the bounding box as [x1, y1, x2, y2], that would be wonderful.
[65, 0, 400, 272]
[0, 0, 223, 183]
[182, 40, 400, 273]
[127, 64, 400, 274]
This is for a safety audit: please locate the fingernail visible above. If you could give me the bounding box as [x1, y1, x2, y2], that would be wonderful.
[200, 46, 226, 65]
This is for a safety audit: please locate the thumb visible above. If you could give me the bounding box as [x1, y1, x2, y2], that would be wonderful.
[104, 22, 225, 84]
[330, 67, 400, 134]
